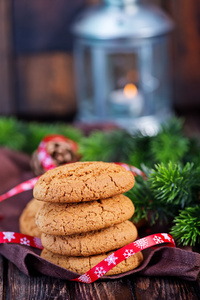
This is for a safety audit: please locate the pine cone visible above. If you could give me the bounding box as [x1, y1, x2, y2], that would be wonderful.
[31, 140, 79, 176]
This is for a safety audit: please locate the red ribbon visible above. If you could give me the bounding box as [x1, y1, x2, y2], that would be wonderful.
[0, 231, 175, 283]
[0, 231, 43, 249]
[72, 233, 175, 283]
[0, 177, 39, 203]
[115, 162, 147, 180]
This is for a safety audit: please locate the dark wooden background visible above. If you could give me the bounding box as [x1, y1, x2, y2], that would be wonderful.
[0, 0, 200, 121]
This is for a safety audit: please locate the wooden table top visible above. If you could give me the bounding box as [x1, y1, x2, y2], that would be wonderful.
[0, 254, 200, 300]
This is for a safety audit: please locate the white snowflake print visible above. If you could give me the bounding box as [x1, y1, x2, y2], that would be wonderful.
[43, 157, 54, 167]
[33, 237, 43, 249]
[94, 266, 106, 278]
[134, 238, 149, 249]
[7, 188, 17, 197]
[78, 274, 92, 283]
[20, 237, 30, 246]
[21, 183, 32, 191]
[38, 150, 46, 160]
[161, 233, 171, 242]
[3, 232, 15, 242]
[105, 253, 118, 266]
[123, 249, 135, 259]
[153, 235, 164, 244]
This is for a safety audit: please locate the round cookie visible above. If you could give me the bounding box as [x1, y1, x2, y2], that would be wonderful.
[41, 220, 138, 256]
[35, 194, 135, 236]
[41, 248, 143, 276]
[19, 198, 43, 238]
[33, 161, 135, 203]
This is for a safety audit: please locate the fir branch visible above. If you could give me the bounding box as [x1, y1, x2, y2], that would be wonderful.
[125, 175, 152, 223]
[126, 173, 174, 225]
[78, 130, 115, 162]
[127, 134, 153, 168]
[23, 122, 83, 154]
[170, 206, 200, 246]
[79, 128, 152, 168]
[0, 117, 26, 151]
[79, 129, 139, 163]
[183, 137, 200, 166]
[150, 118, 189, 164]
[149, 162, 200, 209]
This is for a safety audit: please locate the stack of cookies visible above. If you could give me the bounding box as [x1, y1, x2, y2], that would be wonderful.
[33, 161, 143, 276]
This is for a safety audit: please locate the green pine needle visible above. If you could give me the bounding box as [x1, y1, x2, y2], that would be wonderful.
[79, 129, 138, 163]
[125, 175, 152, 223]
[0, 117, 26, 151]
[79, 129, 152, 168]
[127, 134, 153, 168]
[126, 172, 175, 225]
[149, 162, 200, 208]
[23, 122, 83, 154]
[150, 118, 189, 164]
[170, 206, 200, 246]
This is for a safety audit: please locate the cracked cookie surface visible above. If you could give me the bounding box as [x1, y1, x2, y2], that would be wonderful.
[19, 198, 43, 238]
[41, 248, 143, 276]
[33, 161, 135, 203]
[35, 195, 135, 236]
[41, 220, 138, 256]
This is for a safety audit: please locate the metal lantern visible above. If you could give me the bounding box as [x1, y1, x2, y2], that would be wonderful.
[72, 0, 174, 134]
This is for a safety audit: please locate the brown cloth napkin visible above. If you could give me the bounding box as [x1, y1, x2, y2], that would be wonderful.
[0, 147, 200, 281]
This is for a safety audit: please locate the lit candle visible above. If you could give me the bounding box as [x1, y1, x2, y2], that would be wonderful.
[110, 84, 144, 117]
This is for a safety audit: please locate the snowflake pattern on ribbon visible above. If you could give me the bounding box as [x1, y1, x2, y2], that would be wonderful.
[78, 274, 92, 283]
[94, 266, 107, 278]
[123, 249, 135, 259]
[21, 183, 34, 191]
[153, 235, 164, 244]
[20, 237, 30, 246]
[33, 237, 43, 249]
[37, 149, 46, 160]
[134, 237, 149, 249]
[105, 253, 118, 266]
[3, 232, 15, 242]
[44, 157, 54, 167]
[161, 233, 171, 241]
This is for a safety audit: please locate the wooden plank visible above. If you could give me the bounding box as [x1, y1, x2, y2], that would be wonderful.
[0, 255, 4, 300]
[16, 53, 77, 118]
[12, 0, 86, 53]
[71, 279, 135, 300]
[133, 275, 200, 300]
[6, 261, 72, 300]
[5, 260, 135, 300]
[5, 259, 200, 300]
[0, 0, 15, 115]
[163, 0, 200, 109]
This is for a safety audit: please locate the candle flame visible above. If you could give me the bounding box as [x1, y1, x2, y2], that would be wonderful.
[123, 83, 137, 98]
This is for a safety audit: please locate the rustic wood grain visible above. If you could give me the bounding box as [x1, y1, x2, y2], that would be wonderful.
[165, 0, 200, 110]
[132, 275, 200, 300]
[16, 53, 77, 118]
[0, 255, 4, 300]
[0, 0, 15, 115]
[6, 260, 72, 300]
[71, 279, 135, 300]
[5, 260, 136, 300]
